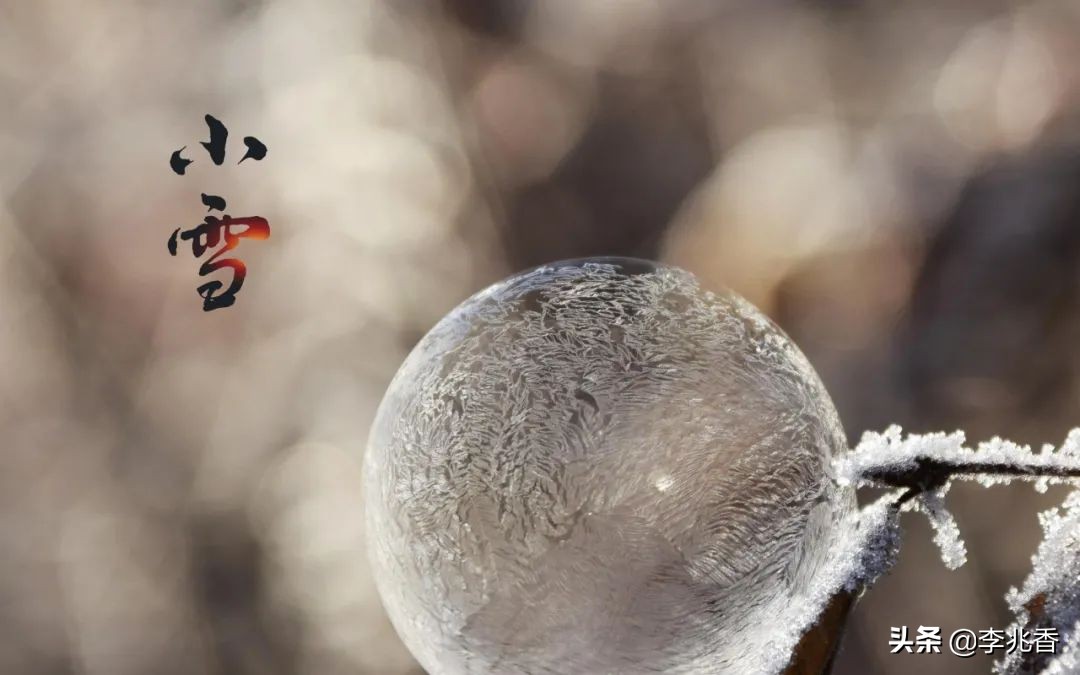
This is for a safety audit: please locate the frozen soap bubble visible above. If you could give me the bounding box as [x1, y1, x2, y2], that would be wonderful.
[364, 258, 854, 674]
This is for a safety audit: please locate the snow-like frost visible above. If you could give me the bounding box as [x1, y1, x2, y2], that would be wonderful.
[839, 426, 1080, 490]
[838, 426, 1080, 571]
[997, 489, 1080, 675]
[749, 493, 902, 673]
[1037, 622, 1080, 675]
[918, 491, 967, 570]
[837, 425, 964, 485]
[1036, 622, 1080, 673]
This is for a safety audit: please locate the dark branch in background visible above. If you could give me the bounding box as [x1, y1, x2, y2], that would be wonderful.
[860, 458, 1080, 506]
[783, 591, 856, 675]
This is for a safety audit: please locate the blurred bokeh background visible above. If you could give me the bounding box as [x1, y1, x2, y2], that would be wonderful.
[1, 0, 1079, 673]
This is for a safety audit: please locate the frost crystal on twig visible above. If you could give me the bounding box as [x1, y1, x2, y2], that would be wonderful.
[996, 489, 1080, 675]
[839, 426, 1080, 493]
[836, 427, 1080, 571]
[917, 490, 968, 570]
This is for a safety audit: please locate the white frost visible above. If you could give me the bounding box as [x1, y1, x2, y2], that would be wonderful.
[917, 491, 968, 570]
[836, 426, 1080, 571]
[838, 426, 1080, 490]
[996, 489, 1080, 674]
[761, 493, 903, 673]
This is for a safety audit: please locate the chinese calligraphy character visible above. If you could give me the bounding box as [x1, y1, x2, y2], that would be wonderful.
[889, 626, 915, 653]
[915, 625, 942, 653]
[168, 213, 270, 310]
[170, 115, 267, 174]
[167, 115, 270, 311]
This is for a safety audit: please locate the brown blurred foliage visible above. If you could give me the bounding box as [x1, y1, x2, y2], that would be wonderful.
[1, 0, 1079, 673]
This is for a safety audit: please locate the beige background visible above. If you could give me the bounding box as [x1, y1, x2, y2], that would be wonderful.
[1, 1, 1079, 673]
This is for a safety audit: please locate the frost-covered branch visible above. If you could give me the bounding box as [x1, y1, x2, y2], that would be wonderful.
[839, 426, 1080, 497]
[917, 490, 967, 570]
[831, 426, 1080, 675]
[996, 489, 1080, 675]
[835, 427, 1080, 571]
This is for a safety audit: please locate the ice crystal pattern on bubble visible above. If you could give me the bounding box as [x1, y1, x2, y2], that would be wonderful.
[363, 258, 856, 674]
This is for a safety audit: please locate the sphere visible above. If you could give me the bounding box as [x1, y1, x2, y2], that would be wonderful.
[364, 258, 853, 673]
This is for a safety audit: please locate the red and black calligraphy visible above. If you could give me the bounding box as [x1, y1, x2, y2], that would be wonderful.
[168, 114, 269, 311]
